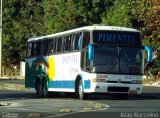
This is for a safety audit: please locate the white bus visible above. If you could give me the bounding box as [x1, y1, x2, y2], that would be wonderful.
[25, 25, 152, 99]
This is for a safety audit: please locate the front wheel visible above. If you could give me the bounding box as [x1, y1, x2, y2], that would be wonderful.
[77, 80, 88, 100]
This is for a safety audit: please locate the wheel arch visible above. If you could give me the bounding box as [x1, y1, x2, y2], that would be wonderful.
[75, 74, 84, 92]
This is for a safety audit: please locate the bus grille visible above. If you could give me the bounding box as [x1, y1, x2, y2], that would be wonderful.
[108, 87, 129, 92]
[106, 80, 132, 84]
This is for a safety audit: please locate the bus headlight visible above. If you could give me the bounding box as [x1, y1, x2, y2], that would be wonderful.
[92, 78, 97, 82]
[92, 78, 106, 83]
[132, 80, 142, 84]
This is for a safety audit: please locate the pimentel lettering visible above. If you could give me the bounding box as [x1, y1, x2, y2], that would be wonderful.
[98, 33, 137, 44]
[62, 55, 78, 63]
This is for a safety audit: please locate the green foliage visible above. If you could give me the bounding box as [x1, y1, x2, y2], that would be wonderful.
[132, 0, 160, 76]
[43, 0, 78, 33]
[2, 0, 160, 76]
[102, 0, 132, 27]
[3, 0, 45, 66]
[73, 0, 113, 26]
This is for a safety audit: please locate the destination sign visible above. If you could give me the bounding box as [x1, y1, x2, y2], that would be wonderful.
[93, 30, 141, 45]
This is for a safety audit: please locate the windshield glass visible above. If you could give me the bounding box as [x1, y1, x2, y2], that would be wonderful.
[93, 45, 143, 75]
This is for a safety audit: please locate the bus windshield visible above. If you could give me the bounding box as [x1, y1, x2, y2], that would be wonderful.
[93, 45, 143, 75]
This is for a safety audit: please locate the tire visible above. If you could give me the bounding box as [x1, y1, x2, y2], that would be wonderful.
[77, 80, 87, 100]
[41, 80, 49, 98]
[37, 80, 42, 97]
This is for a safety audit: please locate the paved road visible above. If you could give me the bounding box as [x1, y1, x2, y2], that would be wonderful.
[0, 79, 160, 118]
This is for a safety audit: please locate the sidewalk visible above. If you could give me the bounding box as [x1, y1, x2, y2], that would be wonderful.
[0, 76, 24, 80]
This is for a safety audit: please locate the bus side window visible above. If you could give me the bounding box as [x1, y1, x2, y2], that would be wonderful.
[52, 38, 56, 54]
[31, 42, 37, 57]
[41, 40, 45, 56]
[36, 41, 41, 56]
[54, 38, 58, 54]
[27, 42, 32, 58]
[71, 34, 75, 51]
[50, 38, 54, 54]
[47, 39, 52, 55]
[74, 32, 82, 51]
[68, 35, 72, 51]
[43, 39, 48, 56]
[62, 36, 66, 52]
[82, 32, 90, 48]
[57, 37, 62, 53]
[65, 36, 70, 52]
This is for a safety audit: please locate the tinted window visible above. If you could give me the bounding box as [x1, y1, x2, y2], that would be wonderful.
[93, 45, 143, 74]
[82, 32, 90, 48]
[57, 37, 62, 53]
[65, 36, 70, 52]
[44, 39, 49, 55]
[27, 42, 32, 57]
[54, 38, 58, 54]
[36, 41, 41, 56]
[31, 42, 37, 56]
[41, 40, 45, 55]
[74, 32, 82, 50]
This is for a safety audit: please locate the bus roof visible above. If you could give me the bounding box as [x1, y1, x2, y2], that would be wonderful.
[27, 25, 140, 42]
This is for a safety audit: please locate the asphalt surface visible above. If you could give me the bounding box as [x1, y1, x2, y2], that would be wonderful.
[0, 79, 160, 118]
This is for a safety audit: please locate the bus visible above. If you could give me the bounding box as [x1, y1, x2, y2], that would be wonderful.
[25, 25, 152, 100]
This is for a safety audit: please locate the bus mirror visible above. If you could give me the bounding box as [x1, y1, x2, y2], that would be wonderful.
[88, 43, 94, 60]
[145, 46, 152, 63]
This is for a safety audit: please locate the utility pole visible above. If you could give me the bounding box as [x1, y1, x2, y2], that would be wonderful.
[0, 0, 2, 77]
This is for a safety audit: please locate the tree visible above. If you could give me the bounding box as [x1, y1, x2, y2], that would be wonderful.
[42, 0, 113, 33]
[132, 0, 160, 48]
[74, 0, 113, 26]
[42, 0, 77, 33]
[3, 0, 45, 67]
[132, 0, 160, 76]
[101, 0, 133, 27]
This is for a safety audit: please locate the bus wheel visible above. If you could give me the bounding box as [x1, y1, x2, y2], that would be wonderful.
[37, 81, 42, 97]
[78, 80, 87, 100]
[42, 80, 48, 98]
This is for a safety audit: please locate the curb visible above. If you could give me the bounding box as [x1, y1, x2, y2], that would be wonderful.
[83, 107, 94, 111]
[59, 108, 72, 113]
[0, 76, 24, 80]
[28, 113, 41, 118]
[94, 103, 105, 109]
[0, 102, 11, 106]
[143, 84, 160, 87]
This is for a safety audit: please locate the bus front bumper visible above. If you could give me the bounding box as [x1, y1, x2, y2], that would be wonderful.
[85, 83, 143, 95]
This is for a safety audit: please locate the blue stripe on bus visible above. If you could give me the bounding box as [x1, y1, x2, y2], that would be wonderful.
[48, 80, 91, 89]
[84, 80, 91, 89]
